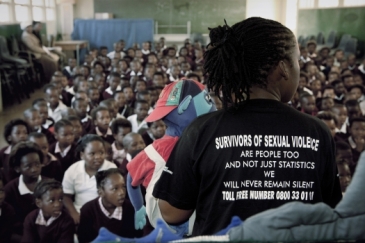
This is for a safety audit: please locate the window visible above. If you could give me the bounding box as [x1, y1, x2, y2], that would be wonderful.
[46, 7, 55, 20]
[318, 0, 339, 8]
[32, 6, 44, 21]
[15, 5, 30, 22]
[0, 4, 10, 22]
[14, 0, 30, 4]
[32, 0, 44, 6]
[45, 0, 55, 7]
[343, 0, 365, 6]
[299, 0, 315, 8]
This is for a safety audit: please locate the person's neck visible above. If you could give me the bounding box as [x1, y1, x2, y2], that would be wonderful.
[98, 126, 108, 135]
[101, 197, 117, 214]
[85, 165, 98, 177]
[23, 175, 38, 185]
[249, 86, 280, 101]
[50, 102, 59, 110]
[59, 142, 70, 151]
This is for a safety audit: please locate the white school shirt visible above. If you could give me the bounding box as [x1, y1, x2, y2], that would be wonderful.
[127, 114, 148, 133]
[62, 160, 117, 212]
[48, 101, 67, 123]
[107, 51, 125, 59]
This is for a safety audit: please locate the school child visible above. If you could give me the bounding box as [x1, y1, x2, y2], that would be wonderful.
[354, 74, 364, 86]
[114, 91, 132, 118]
[100, 98, 123, 122]
[337, 162, 352, 195]
[60, 107, 77, 120]
[147, 87, 158, 109]
[62, 58, 77, 80]
[142, 120, 166, 146]
[335, 141, 353, 191]
[133, 79, 147, 93]
[44, 84, 67, 123]
[316, 112, 337, 139]
[88, 87, 100, 110]
[168, 65, 183, 83]
[306, 40, 317, 59]
[111, 119, 132, 165]
[62, 135, 117, 224]
[77, 168, 141, 242]
[317, 97, 335, 112]
[0, 172, 16, 243]
[99, 46, 108, 58]
[48, 119, 76, 175]
[120, 76, 130, 88]
[4, 142, 46, 236]
[73, 98, 93, 135]
[345, 117, 365, 173]
[345, 99, 362, 120]
[194, 49, 204, 67]
[331, 104, 349, 135]
[23, 107, 55, 145]
[342, 74, 355, 89]
[127, 100, 150, 133]
[331, 79, 346, 104]
[123, 86, 135, 107]
[51, 74, 72, 107]
[0, 119, 30, 184]
[143, 64, 155, 86]
[137, 90, 154, 113]
[89, 106, 114, 144]
[180, 61, 192, 76]
[119, 133, 146, 175]
[129, 60, 143, 77]
[33, 99, 55, 131]
[28, 133, 63, 182]
[348, 85, 365, 113]
[322, 85, 336, 99]
[107, 41, 125, 60]
[67, 116, 83, 144]
[298, 72, 312, 94]
[103, 72, 121, 100]
[299, 93, 317, 115]
[21, 179, 75, 243]
[119, 60, 130, 77]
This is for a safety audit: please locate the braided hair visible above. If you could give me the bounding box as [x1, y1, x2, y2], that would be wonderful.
[204, 17, 296, 109]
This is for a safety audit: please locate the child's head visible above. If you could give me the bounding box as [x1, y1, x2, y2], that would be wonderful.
[335, 141, 353, 165]
[300, 46, 308, 58]
[113, 41, 122, 52]
[332, 79, 346, 96]
[348, 85, 364, 101]
[88, 87, 100, 103]
[147, 87, 158, 107]
[147, 53, 158, 65]
[111, 118, 132, 147]
[33, 103, 49, 125]
[28, 132, 49, 161]
[335, 49, 344, 62]
[170, 65, 181, 78]
[328, 71, 340, 83]
[96, 169, 126, 207]
[331, 104, 348, 128]
[126, 48, 135, 58]
[72, 98, 88, 119]
[78, 134, 106, 171]
[310, 79, 322, 95]
[122, 86, 134, 103]
[354, 74, 364, 86]
[122, 132, 145, 155]
[108, 72, 121, 92]
[316, 112, 337, 138]
[61, 108, 77, 119]
[299, 72, 309, 89]
[93, 61, 105, 75]
[54, 119, 74, 148]
[130, 60, 141, 72]
[137, 91, 151, 107]
[91, 106, 111, 132]
[342, 74, 355, 89]
[23, 108, 43, 130]
[75, 80, 89, 93]
[43, 84, 59, 108]
[345, 99, 362, 119]
[99, 46, 108, 57]
[4, 119, 30, 145]
[147, 120, 166, 139]
[144, 64, 156, 80]
[153, 72, 165, 87]
[337, 162, 351, 193]
[113, 91, 126, 109]
[80, 65, 90, 78]
[133, 80, 147, 93]
[319, 97, 335, 111]
[119, 59, 129, 72]
[135, 49, 142, 58]
[134, 100, 149, 122]
[99, 99, 118, 120]
[9, 141, 43, 180]
[299, 93, 316, 114]
[34, 179, 63, 219]
[322, 85, 336, 99]
[349, 117, 365, 140]
[306, 41, 317, 54]
[68, 58, 77, 69]
[67, 116, 83, 142]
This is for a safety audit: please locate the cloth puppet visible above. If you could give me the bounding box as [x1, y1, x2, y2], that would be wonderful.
[94, 151, 365, 242]
[126, 79, 216, 235]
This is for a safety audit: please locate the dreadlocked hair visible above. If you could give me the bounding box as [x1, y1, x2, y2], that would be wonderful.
[204, 17, 296, 109]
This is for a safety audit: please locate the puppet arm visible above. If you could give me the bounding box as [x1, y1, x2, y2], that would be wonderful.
[127, 173, 147, 230]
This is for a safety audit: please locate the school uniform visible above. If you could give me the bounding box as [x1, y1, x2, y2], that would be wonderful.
[102, 85, 121, 100]
[62, 66, 73, 80]
[22, 209, 75, 243]
[62, 160, 117, 212]
[4, 175, 44, 234]
[41, 153, 63, 182]
[111, 142, 126, 166]
[77, 197, 141, 243]
[48, 101, 68, 123]
[129, 71, 143, 78]
[61, 89, 72, 107]
[118, 153, 132, 176]
[118, 105, 134, 118]
[0, 145, 18, 184]
[89, 127, 115, 145]
[127, 114, 148, 133]
[49, 142, 77, 175]
[0, 201, 16, 243]
[42, 118, 55, 130]
[107, 51, 125, 60]
[80, 115, 94, 135]
[346, 136, 361, 175]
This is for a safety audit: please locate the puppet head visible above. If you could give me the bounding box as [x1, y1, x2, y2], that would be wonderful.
[146, 79, 216, 136]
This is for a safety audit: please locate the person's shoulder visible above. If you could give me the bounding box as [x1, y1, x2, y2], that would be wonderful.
[65, 160, 84, 174]
[1, 201, 15, 216]
[127, 114, 137, 120]
[188, 109, 225, 130]
[80, 197, 99, 213]
[24, 209, 39, 223]
[101, 160, 118, 169]
[4, 177, 19, 191]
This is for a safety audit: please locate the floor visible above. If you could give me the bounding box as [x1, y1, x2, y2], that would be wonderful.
[0, 89, 44, 148]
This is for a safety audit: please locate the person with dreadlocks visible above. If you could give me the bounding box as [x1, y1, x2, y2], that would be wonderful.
[151, 17, 342, 236]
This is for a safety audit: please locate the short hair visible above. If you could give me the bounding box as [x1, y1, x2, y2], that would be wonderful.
[349, 117, 365, 128]
[153, 72, 164, 78]
[9, 141, 44, 168]
[134, 99, 149, 107]
[67, 115, 82, 124]
[91, 106, 109, 121]
[4, 119, 31, 144]
[137, 90, 149, 99]
[306, 40, 317, 48]
[108, 72, 121, 80]
[122, 86, 133, 92]
[99, 98, 115, 108]
[43, 84, 57, 93]
[122, 132, 140, 148]
[345, 99, 359, 108]
[341, 74, 353, 82]
[33, 179, 62, 199]
[88, 87, 99, 94]
[347, 84, 365, 94]
[331, 79, 343, 87]
[72, 98, 88, 109]
[32, 98, 47, 107]
[28, 132, 46, 140]
[111, 118, 132, 134]
[113, 90, 124, 98]
[322, 85, 335, 93]
[76, 134, 105, 154]
[54, 119, 73, 133]
[335, 141, 351, 153]
[316, 111, 338, 125]
[95, 168, 123, 189]
[23, 107, 39, 118]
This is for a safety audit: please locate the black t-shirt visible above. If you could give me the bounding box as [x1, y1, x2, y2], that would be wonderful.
[153, 99, 342, 236]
